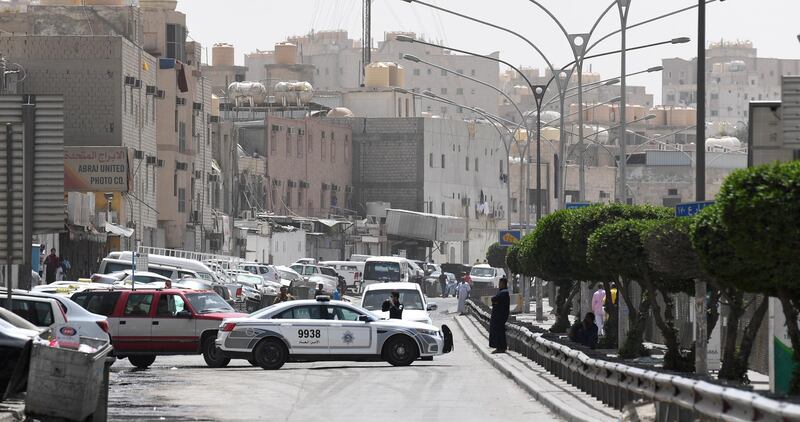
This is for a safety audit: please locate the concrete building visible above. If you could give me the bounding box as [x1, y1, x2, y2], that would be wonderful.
[340, 117, 507, 264]
[0, 29, 159, 249]
[245, 30, 500, 117]
[662, 40, 800, 127]
[141, 1, 215, 251]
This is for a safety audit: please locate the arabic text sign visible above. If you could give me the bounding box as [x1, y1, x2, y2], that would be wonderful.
[64, 147, 129, 192]
[675, 201, 715, 218]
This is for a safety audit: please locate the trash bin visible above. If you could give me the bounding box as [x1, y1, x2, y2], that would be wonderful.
[25, 338, 112, 421]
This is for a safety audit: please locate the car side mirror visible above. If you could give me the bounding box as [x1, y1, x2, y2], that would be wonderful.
[358, 315, 371, 323]
[427, 303, 438, 311]
[176, 310, 192, 318]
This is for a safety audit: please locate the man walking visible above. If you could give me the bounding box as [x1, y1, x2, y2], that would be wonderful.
[43, 248, 59, 284]
[273, 286, 294, 304]
[381, 291, 404, 319]
[489, 276, 510, 353]
[438, 271, 448, 298]
[456, 279, 471, 315]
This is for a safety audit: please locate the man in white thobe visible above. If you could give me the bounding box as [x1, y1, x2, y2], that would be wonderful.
[456, 280, 471, 315]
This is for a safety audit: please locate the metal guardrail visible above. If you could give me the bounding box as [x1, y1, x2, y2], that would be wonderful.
[466, 299, 800, 422]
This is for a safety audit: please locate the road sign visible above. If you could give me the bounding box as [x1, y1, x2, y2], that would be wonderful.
[675, 201, 715, 217]
[498, 230, 521, 246]
[566, 202, 591, 210]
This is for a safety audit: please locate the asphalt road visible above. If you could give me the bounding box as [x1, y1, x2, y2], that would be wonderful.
[107, 297, 561, 422]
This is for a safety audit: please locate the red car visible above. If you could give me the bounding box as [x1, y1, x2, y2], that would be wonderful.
[71, 289, 246, 369]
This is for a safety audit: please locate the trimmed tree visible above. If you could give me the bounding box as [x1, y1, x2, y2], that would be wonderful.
[486, 242, 508, 270]
[564, 204, 673, 350]
[518, 210, 576, 333]
[714, 162, 800, 392]
[692, 205, 772, 384]
[506, 242, 522, 293]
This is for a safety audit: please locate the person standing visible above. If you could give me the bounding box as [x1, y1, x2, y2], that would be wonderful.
[273, 286, 294, 304]
[381, 291, 404, 319]
[591, 284, 606, 336]
[43, 248, 59, 284]
[456, 279, 471, 315]
[438, 272, 448, 298]
[489, 276, 510, 353]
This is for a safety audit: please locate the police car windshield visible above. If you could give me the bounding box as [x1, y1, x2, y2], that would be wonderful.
[364, 262, 401, 282]
[185, 292, 234, 314]
[471, 268, 495, 277]
[362, 289, 424, 311]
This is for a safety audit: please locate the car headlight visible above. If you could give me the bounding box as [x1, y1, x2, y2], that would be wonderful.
[417, 329, 440, 336]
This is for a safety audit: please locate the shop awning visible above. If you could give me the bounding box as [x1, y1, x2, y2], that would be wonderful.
[105, 222, 134, 238]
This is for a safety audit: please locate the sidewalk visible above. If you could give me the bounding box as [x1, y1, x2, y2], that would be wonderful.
[455, 313, 620, 422]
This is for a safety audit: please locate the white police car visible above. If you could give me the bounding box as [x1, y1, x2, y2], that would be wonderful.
[216, 297, 453, 370]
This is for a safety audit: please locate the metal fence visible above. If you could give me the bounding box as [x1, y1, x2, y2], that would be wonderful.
[466, 299, 800, 422]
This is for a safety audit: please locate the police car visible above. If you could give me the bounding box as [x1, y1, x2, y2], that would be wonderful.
[216, 297, 453, 370]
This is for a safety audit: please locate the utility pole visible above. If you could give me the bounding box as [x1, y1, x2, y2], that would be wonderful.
[695, 0, 708, 377]
[362, 0, 372, 84]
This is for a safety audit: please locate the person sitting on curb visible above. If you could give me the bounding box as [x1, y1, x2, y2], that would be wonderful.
[568, 312, 599, 349]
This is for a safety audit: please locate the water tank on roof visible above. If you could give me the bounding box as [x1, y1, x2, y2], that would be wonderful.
[327, 108, 355, 118]
[275, 43, 297, 65]
[729, 60, 746, 72]
[706, 136, 741, 151]
[274, 81, 314, 107]
[212, 43, 235, 67]
[364, 63, 390, 88]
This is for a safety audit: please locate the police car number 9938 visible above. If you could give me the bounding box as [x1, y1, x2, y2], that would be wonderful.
[215, 297, 453, 370]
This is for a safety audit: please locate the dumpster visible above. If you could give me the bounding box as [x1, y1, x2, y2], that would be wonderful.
[25, 338, 112, 421]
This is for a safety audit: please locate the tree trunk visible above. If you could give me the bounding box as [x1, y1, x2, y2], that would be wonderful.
[646, 281, 684, 371]
[778, 290, 800, 395]
[619, 280, 650, 359]
[706, 285, 722, 341]
[598, 280, 618, 349]
[733, 296, 769, 382]
[718, 290, 745, 381]
[550, 281, 574, 333]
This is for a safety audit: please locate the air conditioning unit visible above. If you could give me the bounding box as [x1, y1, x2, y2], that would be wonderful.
[176, 97, 187, 106]
[145, 155, 157, 165]
[194, 170, 202, 179]
[156, 90, 166, 99]
[209, 115, 219, 123]
[299, 181, 310, 189]
[192, 210, 200, 223]
[287, 180, 296, 188]
[345, 185, 353, 193]
[322, 183, 329, 191]
[124, 76, 136, 86]
[133, 150, 144, 159]
[208, 174, 219, 182]
[193, 102, 203, 111]
[146, 85, 157, 95]
[272, 180, 282, 187]
[175, 161, 188, 171]
[331, 184, 340, 192]
[157, 159, 165, 167]
[133, 79, 142, 89]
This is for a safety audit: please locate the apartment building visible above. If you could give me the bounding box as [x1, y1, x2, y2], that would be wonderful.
[662, 40, 800, 125]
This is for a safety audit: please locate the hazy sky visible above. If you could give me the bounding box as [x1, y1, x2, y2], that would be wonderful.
[178, 0, 800, 104]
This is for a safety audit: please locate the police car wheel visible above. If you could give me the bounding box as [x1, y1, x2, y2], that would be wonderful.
[254, 338, 287, 370]
[128, 355, 156, 369]
[202, 337, 231, 368]
[384, 336, 417, 366]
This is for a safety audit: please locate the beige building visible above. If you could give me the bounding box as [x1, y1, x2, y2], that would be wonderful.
[201, 43, 247, 97]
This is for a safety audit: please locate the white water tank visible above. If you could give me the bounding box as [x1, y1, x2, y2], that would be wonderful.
[228, 82, 267, 106]
[274, 81, 314, 106]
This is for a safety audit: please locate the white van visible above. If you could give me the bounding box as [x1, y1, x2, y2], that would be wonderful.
[361, 257, 415, 293]
[469, 264, 507, 288]
[319, 261, 364, 291]
[103, 252, 219, 283]
[98, 258, 199, 281]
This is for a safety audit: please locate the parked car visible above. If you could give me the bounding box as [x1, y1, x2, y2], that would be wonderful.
[360, 282, 437, 325]
[18, 291, 110, 342]
[289, 264, 338, 297]
[239, 262, 280, 283]
[320, 261, 364, 293]
[0, 309, 46, 394]
[361, 257, 416, 292]
[469, 264, 507, 289]
[98, 258, 199, 281]
[216, 296, 453, 370]
[90, 270, 173, 286]
[103, 252, 221, 284]
[70, 289, 247, 369]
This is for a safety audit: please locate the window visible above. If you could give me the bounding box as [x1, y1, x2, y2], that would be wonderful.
[345, 135, 350, 161]
[440, 88, 448, 95]
[456, 88, 464, 95]
[470, 69, 476, 76]
[427, 68, 432, 75]
[465, 156, 470, 171]
[331, 140, 336, 162]
[297, 137, 303, 157]
[285, 189, 292, 208]
[398, 98, 402, 117]
[298, 190, 303, 209]
[165, 24, 186, 62]
[441, 69, 447, 76]
[470, 89, 476, 95]
[405, 98, 410, 116]
[475, 158, 479, 172]
[668, 188, 679, 196]
[321, 137, 327, 159]
[429, 153, 433, 167]
[178, 122, 186, 153]
[286, 132, 292, 156]
[441, 154, 445, 168]
[500, 160, 504, 174]
[308, 133, 313, 152]
[413, 69, 420, 76]
[178, 188, 186, 213]
[275, 305, 322, 320]
[173, 174, 178, 196]
[124, 294, 154, 316]
[72, 292, 121, 317]
[156, 294, 187, 317]
[511, 198, 518, 213]
[12, 300, 55, 326]
[441, 202, 445, 215]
